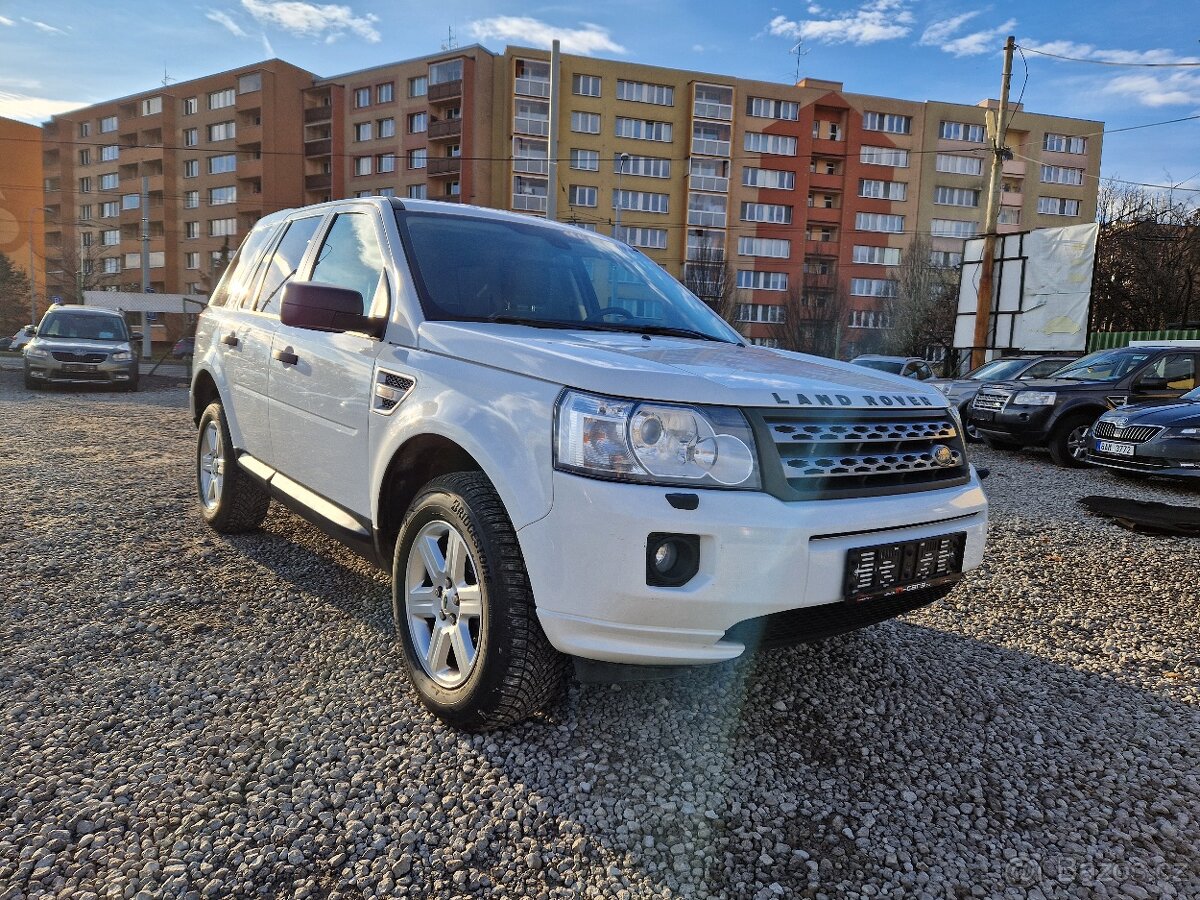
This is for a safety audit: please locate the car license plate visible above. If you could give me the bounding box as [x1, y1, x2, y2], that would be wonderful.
[1095, 439, 1135, 457]
[844, 532, 966, 602]
[62, 363, 97, 372]
[972, 410, 993, 422]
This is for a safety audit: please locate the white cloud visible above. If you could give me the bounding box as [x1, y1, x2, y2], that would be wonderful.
[21, 17, 66, 35]
[768, 0, 913, 47]
[241, 0, 381, 43]
[262, 32, 275, 56]
[1104, 72, 1200, 108]
[0, 15, 14, 26]
[207, 10, 248, 38]
[919, 11, 981, 47]
[940, 18, 1015, 57]
[468, 16, 625, 56]
[1018, 38, 1200, 107]
[1019, 39, 1200, 66]
[0, 90, 84, 122]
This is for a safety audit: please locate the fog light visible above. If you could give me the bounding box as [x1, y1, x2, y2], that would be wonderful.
[646, 533, 700, 587]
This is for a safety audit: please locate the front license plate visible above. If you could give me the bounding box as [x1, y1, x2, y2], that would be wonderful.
[844, 532, 966, 602]
[972, 409, 994, 422]
[62, 363, 97, 372]
[1096, 439, 1135, 457]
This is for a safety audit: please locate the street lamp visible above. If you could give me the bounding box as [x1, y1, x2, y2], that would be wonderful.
[614, 152, 630, 242]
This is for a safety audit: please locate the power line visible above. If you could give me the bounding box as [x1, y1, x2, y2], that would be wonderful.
[1017, 45, 1200, 68]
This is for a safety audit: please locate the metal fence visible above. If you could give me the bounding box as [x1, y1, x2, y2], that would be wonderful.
[1088, 329, 1200, 351]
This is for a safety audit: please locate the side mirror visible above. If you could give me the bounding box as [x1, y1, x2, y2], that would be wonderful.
[1136, 376, 1169, 392]
[281, 281, 382, 337]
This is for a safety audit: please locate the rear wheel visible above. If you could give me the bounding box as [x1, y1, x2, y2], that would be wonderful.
[960, 404, 982, 443]
[1048, 413, 1095, 468]
[393, 471, 567, 731]
[196, 401, 271, 532]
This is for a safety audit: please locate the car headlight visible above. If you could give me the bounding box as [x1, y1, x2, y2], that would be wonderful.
[111, 350, 133, 361]
[1013, 391, 1057, 406]
[1174, 427, 1200, 437]
[25, 347, 49, 359]
[554, 390, 760, 489]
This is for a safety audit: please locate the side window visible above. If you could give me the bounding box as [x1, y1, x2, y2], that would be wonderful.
[916, 362, 934, 380]
[1023, 360, 1064, 379]
[207, 224, 278, 308]
[309, 213, 388, 316]
[255, 216, 324, 315]
[1150, 353, 1197, 390]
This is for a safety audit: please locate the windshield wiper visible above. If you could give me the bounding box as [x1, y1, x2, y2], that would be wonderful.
[619, 324, 734, 343]
[483, 314, 614, 332]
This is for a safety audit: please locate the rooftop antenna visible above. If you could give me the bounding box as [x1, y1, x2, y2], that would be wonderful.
[161, 65, 175, 87]
[441, 26, 457, 51]
[790, 40, 808, 83]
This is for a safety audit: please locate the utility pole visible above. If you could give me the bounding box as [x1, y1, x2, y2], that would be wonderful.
[140, 175, 151, 359]
[971, 34, 1016, 371]
[546, 39, 561, 222]
[28, 214, 37, 325]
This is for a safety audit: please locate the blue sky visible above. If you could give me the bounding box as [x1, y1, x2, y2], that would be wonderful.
[2, 0, 1198, 195]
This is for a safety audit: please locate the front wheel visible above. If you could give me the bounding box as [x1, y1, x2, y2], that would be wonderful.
[196, 401, 270, 532]
[1048, 414, 1095, 468]
[393, 471, 566, 730]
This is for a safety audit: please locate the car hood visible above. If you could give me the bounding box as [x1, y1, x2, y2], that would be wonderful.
[30, 337, 131, 354]
[979, 377, 1106, 392]
[417, 322, 949, 410]
[1102, 399, 1200, 427]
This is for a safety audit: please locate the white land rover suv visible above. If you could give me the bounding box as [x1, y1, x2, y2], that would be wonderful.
[190, 198, 988, 729]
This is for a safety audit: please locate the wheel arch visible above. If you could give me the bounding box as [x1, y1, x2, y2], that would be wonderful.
[190, 368, 220, 425]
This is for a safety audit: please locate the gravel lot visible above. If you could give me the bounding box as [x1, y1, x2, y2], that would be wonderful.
[2, 374, 1198, 900]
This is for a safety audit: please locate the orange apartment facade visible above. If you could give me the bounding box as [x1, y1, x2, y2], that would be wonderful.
[36, 46, 1101, 355]
[0, 115, 45, 326]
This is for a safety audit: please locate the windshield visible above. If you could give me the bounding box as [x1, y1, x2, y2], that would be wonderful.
[1052, 348, 1153, 382]
[854, 359, 904, 374]
[1182, 387, 1200, 402]
[966, 358, 1031, 381]
[396, 211, 742, 343]
[37, 311, 129, 342]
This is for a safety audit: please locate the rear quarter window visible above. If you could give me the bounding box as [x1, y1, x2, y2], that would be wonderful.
[207, 223, 280, 309]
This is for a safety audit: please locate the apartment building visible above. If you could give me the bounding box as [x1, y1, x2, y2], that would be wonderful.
[40, 60, 314, 311]
[36, 47, 1100, 355]
[0, 115, 45, 325]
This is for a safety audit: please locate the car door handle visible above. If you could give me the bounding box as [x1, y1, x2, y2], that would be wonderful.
[273, 349, 299, 366]
[222, 333, 239, 347]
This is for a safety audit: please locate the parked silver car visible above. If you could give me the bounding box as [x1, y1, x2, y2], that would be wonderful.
[23, 306, 140, 391]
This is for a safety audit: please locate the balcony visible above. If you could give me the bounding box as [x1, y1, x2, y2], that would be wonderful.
[237, 124, 263, 146]
[238, 157, 264, 180]
[688, 173, 729, 193]
[512, 193, 548, 213]
[305, 138, 332, 157]
[304, 105, 333, 124]
[428, 118, 462, 140]
[305, 173, 332, 191]
[514, 77, 551, 98]
[808, 171, 843, 190]
[1002, 159, 1025, 177]
[806, 239, 840, 257]
[513, 157, 548, 175]
[428, 157, 462, 177]
[429, 79, 463, 103]
[691, 138, 731, 157]
[1001, 189, 1023, 206]
[692, 100, 732, 121]
[513, 117, 549, 137]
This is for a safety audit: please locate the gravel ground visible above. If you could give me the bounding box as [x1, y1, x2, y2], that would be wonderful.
[2, 374, 1198, 900]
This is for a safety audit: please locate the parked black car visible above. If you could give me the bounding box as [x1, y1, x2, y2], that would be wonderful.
[971, 344, 1200, 467]
[1087, 386, 1200, 478]
[850, 355, 936, 379]
[930, 355, 1075, 441]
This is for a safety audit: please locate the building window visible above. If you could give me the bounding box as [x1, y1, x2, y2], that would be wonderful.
[354, 121, 373, 142]
[572, 74, 601, 97]
[378, 187, 395, 197]
[939, 120, 985, 142]
[863, 111, 911, 134]
[571, 111, 601, 134]
[78, 176, 93, 193]
[407, 112, 427, 134]
[740, 202, 792, 224]
[1041, 165, 1084, 185]
[183, 128, 198, 147]
[183, 97, 197, 115]
[78, 205, 93, 221]
[1043, 133, 1087, 154]
[121, 193, 140, 210]
[378, 117, 396, 138]
[998, 207, 1022, 225]
[99, 115, 118, 133]
[853, 245, 902, 266]
[743, 132, 797, 156]
[737, 270, 788, 291]
[377, 82, 394, 103]
[209, 186, 237, 206]
[102, 257, 120, 274]
[184, 191, 199, 209]
[99, 201, 118, 218]
[746, 97, 799, 120]
[407, 149, 427, 170]
[568, 185, 598, 207]
[185, 252, 200, 269]
[407, 184, 427, 199]
[613, 226, 668, 249]
[513, 137, 549, 174]
[99, 173, 119, 190]
[514, 98, 550, 136]
[185, 221, 199, 239]
[409, 75, 427, 97]
[1037, 196, 1081, 216]
[930, 218, 978, 238]
[612, 189, 669, 213]
[208, 89, 236, 110]
[238, 72, 262, 94]
[850, 278, 898, 297]
[429, 59, 463, 85]
[691, 121, 731, 156]
[354, 156, 373, 176]
[208, 121, 236, 142]
[855, 212, 905, 233]
[848, 309, 893, 329]
[515, 59, 551, 97]
[935, 153, 983, 175]
[77, 148, 91, 166]
[736, 303, 785, 324]
[614, 117, 672, 142]
[743, 168, 796, 190]
[100, 145, 119, 162]
[687, 192, 728, 228]
[208, 154, 237, 174]
[859, 179, 907, 201]
[860, 146, 909, 167]
[615, 80, 674, 106]
[141, 96, 162, 116]
[619, 156, 670, 178]
[78, 122, 91, 137]
[378, 153, 396, 173]
[101, 229, 120, 246]
[512, 176, 548, 212]
[934, 186, 981, 207]
[930, 250, 963, 268]
[354, 87, 371, 108]
[738, 237, 791, 259]
[209, 218, 237, 237]
[563, 149, 596, 173]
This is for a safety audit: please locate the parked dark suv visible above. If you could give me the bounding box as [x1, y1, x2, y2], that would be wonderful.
[930, 355, 1075, 441]
[971, 344, 1200, 466]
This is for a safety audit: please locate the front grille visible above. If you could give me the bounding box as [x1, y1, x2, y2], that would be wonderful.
[972, 389, 1010, 412]
[757, 408, 969, 500]
[1092, 421, 1163, 443]
[723, 582, 956, 651]
[51, 351, 107, 363]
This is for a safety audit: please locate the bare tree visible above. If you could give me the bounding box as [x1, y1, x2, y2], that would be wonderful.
[882, 234, 959, 359]
[43, 232, 122, 305]
[681, 228, 743, 333]
[0, 253, 32, 334]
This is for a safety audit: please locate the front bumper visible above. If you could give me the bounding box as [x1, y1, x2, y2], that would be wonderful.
[519, 470, 988, 666]
[25, 358, 136, 385]
[970, 404, 1054, 443]
[1087, 434, 1200, 478]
